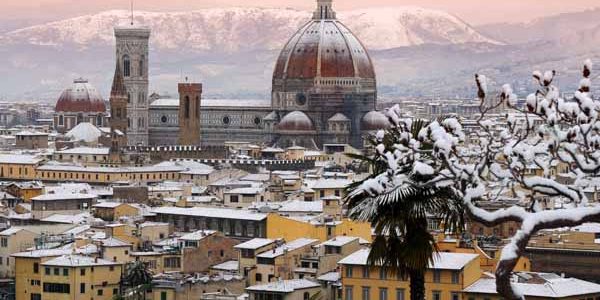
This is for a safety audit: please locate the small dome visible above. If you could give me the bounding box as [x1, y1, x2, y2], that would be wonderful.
[55, 78, 106, 113]
[277, 111, 314, 131]
[362, 111, 390, 131]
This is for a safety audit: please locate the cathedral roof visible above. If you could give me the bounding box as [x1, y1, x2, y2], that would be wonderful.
[55, 78, 106, 113]
[278, 111, 314, 131]
[273, 0, 375, 80]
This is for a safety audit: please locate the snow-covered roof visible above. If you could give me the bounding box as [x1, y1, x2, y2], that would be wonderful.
[0, 227, 30, 236]
[321, 236, 361, 247]
[328, 113, 349, 122]
[139, 221, 169, 228]
[246, 279, 320, 293]
[278, 200, 322, 213]
[256, 238, 318, 259]
[152, 206, 267, 221]
[202, 99, 270, 108]
[93, 201, 128, 208]
[55, 147, 109, 155]
[234, 238, 275, 250]
[463, 276, 600, 298]
[225, 187, 263, 195]
[338, 249, 478, 270]
[41, 212, 94, 224]
[0, 154, 43, 164]
[317, 272, 340, 282]
[65, 123, 102, 142]
[31, 193, 96, 201]
[180, 229, 217, 241]
[311, 178, 352, 189]
[211, 260, 239, 271]
[100, 237, 131, 247]
[12, 248, 72, 258]
[571, 223, 600, 233]
[43, 254, 120, 267]
[150, 98, 179, 107]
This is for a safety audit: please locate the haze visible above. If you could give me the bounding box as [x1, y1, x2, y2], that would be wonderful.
[3, 0, 600, 26]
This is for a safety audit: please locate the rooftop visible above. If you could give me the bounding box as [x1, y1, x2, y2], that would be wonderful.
[152, 206, 267, 221]
[338, 249, 478, 270]
[246, 279, 320, 293]
[257, 238, 318, 259]
[43, 254, 120, 267]
[234, 238, 275, 250]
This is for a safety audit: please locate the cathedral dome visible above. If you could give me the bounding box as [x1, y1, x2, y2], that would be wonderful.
[278, 111, 314, 131]
[362, 111, 390, 131]
[55, 78, 106, 113]
[272, 0, 375, 80]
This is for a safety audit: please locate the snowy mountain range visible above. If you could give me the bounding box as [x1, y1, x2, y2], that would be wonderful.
[0, 7, 498, 52]
[0, 6, 598, 101]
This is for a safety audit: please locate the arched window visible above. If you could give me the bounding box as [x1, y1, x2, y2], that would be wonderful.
[127, 93, 131, 103]
[123, 55, 131, 77]
[58, 115, 64, 126]
[139, 56, 144, 77]
[97, 115, 103, 126]
[304, 292, 310, 300]
[184, 96, 190, 118]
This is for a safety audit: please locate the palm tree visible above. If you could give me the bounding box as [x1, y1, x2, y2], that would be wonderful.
[345, 118, 464, 300]
[121, 260, 153, 300]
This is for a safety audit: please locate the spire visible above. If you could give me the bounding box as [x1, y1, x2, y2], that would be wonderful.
[313, 0, 336, 20]
[110, 60, 127, 97]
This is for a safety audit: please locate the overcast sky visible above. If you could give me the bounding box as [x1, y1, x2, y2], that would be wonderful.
[3, 0, 600, 26]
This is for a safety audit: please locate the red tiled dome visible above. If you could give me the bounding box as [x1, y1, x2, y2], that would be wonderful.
[273, 2, 375, 80]
[55, 78, 106, 113]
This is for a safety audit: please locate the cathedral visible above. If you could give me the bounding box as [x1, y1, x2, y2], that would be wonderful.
[57, 0, 390, 150]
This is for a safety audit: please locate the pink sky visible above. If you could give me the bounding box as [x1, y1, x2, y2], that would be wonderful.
[4, 0, 600, 25]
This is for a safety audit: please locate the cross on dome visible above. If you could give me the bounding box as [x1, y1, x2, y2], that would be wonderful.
[313, 0, 336, 20]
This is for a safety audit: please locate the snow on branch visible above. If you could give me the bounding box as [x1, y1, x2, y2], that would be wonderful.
[348, 59, 600, 300]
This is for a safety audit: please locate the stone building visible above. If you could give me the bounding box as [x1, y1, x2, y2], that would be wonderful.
[53, 78, 107, 133]
[178, 83, 202, 145]
[114, 25, 150, 146]
[108, 60, 129, 161]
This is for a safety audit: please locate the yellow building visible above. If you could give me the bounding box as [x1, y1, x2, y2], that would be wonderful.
[339, 249, 481, 300]
[0, 154, 43, 181]
[234, 238, 277, 285]
[93, 202, 140, 221]
[5, 181, 43, 202]
[247, 279, 323, 300]
[266, 214, 372, 243]
[37, 254, 122, 300]
[0, 227, 39, 278]
[12, 248, 74, 300]
[255, 238, 319, 284]
[311, 178, 352, 201]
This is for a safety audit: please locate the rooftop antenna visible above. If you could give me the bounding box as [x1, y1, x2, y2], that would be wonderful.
[130, 0, 134, 26]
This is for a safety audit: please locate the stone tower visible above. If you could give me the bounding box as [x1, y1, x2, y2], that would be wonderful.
[109, 61, 128, 161]
[114, 26, 150, 146]
[178, 83, 202, 145]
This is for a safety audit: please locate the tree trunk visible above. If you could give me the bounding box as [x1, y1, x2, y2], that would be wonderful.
[409, 270, 425, 300]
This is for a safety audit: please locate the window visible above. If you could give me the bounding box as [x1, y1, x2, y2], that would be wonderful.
[123, 55, 131, 77]
[304, 292, 310, 300]
[451, 271, 459, 284]
[113, 288, 119, 295]
[45, 267, 50, 275]
[80, 268, 85, 276]
[362, 267, 369, 278]
[432, 291, 441, 300]
[396, 289, 405, 300]
[43, 283, 70, 293]
[379, 288, 388, 300]
[139, 56, 145, 77]
[98, 289, 103, 296]
[30, 294, 41, 300]
[345, 286, 353, 300]
[255, 273, 262, 282]
[451, 292, 459, 300]
[58, 115, 64, 126]
[345, 266, 353, 278]
[54, 268, 59, 275]
[320, 190, 325, 198]
[164, 257, 181, 268]
[33, 262, 39, 274]
[230, 195, 239, 203]
[184, 96, 190, 118]
[161, 291, 167, 300]
[379, 267, 387, 280]
[0, 238, 7, 247]
[362, 287, 370, 300]
[80, 283, 85, 293]
[433, 270, 441, 283]
[63, 268, 69, 276]
[109, 266, 115, 271]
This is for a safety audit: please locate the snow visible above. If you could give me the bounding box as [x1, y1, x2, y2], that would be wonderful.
[31, 193, 96, 201]
[100, 237, 131, 247]
[321, 236, 360, 247]
[43, 254, 119, 267]
[464, 276, 600, 298]
[65, 122, 102, 142]
[55, 147, 109, 155]
[317, 272, 340, 282]
[413, 161, 434, 176]
[338, 248, 478, 270]
[246, 279, 320, 293]
[211, 260, 239, 271]
[179, 229, 217, 241]
[152, 206, 267, 221]
[12, 248, 72, 258]
[234, 238, 274, 250]
[256, 238, 318, 259]
[0, 154, 43, 164]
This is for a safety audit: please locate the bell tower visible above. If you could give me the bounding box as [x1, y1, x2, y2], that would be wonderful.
[178, 83, 202, 145]
[109, 61, 128, 161]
